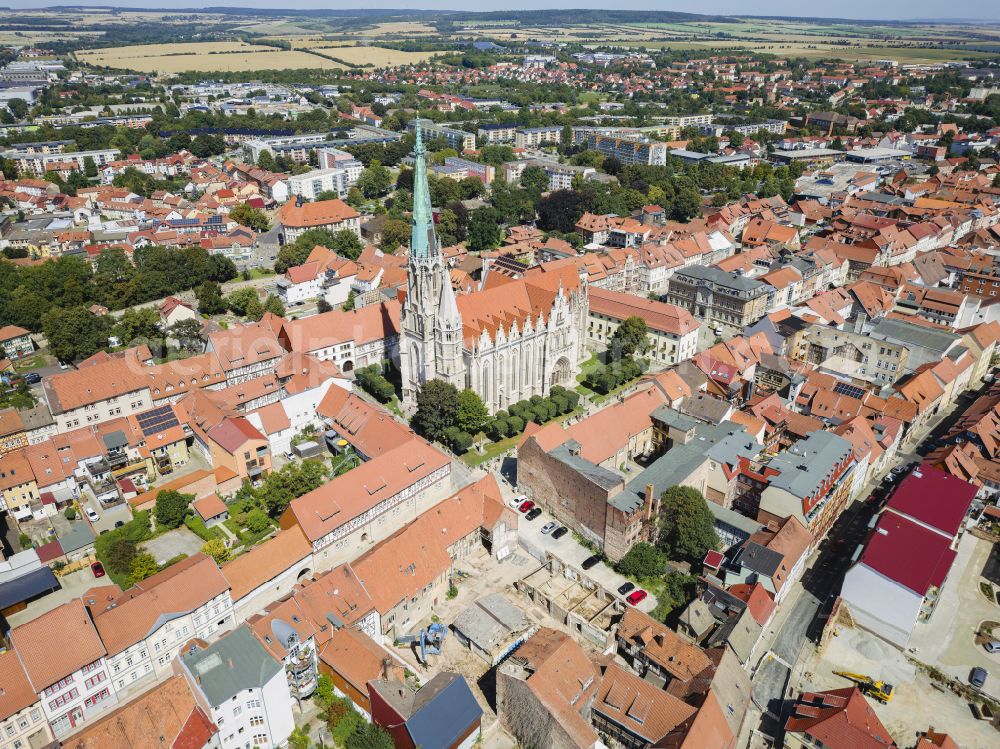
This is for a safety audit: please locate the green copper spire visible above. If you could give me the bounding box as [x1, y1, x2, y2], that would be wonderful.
[411, 120, 437, 258]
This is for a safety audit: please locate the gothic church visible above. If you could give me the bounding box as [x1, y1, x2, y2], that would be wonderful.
[399, 125, 589, 413]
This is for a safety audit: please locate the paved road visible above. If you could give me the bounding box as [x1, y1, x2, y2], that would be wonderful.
[749, 375, 994, 739]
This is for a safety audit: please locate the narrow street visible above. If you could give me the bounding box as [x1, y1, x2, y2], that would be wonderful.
[747, 377, 992, 742]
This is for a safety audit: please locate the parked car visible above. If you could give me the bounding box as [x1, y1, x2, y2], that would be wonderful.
[626, 590, 648, 606]
[114, 520, 125, 528]
[970, 666, 988, 689]
[23, 372, 41, 384]
[525, 508, 542, 521]
[581, 555, 601, 570]
[508, 494, 528, 509]
[984, 641, 1000, 654]
[541, 521, 557, 534]
[617, 582, 635, 595]
[85, 507, 100, 522]
[551, 526, 568, 540]
[90, 561, 105, 578]
[518, 500, 534, 513]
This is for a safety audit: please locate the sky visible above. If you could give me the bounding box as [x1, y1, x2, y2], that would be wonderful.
[3, 1, 997, 23]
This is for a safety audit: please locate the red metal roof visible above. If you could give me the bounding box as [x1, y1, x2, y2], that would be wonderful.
[860, 513, 956, 596]
[886, 464, 976, 537]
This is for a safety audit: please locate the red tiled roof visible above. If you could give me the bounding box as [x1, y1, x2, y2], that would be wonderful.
[861, 513, 956, 595]
[785, 687, 896, 749]
[886, 464, 976, 537]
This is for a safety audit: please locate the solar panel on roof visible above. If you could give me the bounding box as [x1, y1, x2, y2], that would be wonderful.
[136, 405, 179, 436]
[833, 381, 866, 400]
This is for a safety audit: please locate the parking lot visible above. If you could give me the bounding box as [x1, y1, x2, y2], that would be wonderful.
[80, 496, 133, 535]
[505, 491, 659, 615]
[909, 534, 1000, 694]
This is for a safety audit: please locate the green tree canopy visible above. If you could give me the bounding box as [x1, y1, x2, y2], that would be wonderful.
[356, 161, 393, 199]
[154, 489, 193, 529]
[328, 229, 365, 260]
[609, 316, 650, 360]
[130, 552, 160, 582]
[42, 306, 113, 363]
[196, 281, 226, 315]
[657, 486, 719, 562]
[615, 542, 667, 579]
[456, 389, 489, 435]
[412, 379, 461, 444]
[229, 203, 270, 232]
[467, 207, 503, 251]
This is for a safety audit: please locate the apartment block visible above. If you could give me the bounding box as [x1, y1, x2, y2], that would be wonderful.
[514, 126, 562, 149]
[407, 119, 475, 151]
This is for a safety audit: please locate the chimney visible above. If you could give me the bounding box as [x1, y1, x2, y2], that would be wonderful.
[227, 658, 234, 670]
[382, 657, 394, 681]
[643, 483, 656, 523]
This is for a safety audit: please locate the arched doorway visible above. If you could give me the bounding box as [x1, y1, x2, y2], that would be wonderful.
[342, 360, 354, 372]
[550, 357, 571, 387]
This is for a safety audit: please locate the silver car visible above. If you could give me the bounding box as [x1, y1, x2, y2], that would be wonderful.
[541, 521, 558, 535]
[985, 640, 1000, 654]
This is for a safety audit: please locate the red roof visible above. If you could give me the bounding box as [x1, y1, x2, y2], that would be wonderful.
[886, 464, 976, 537]
[785, 687, 897, 749]
[703, 549, 725, 569]
[861, 513, 956, 596]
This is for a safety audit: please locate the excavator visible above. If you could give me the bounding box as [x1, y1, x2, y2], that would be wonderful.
[832, 670, 895, 703]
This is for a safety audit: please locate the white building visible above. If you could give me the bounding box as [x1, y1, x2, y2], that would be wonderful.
[0, 651, 53, 749]
[247, 379, 345, 456]
[90, 553, 236, 699]
[287, 166, 359, 201]
[587, 287, 700, 367]
[8, 601, 118, 738]
[3, 148, 119, 177]
[176, 626, 295, 749]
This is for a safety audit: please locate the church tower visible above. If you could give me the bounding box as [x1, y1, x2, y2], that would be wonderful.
[399, 122, 465, 408]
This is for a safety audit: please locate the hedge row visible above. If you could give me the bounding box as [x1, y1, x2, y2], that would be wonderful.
[582, 357, 645, 395]
[355, 364, 395, 403]
[486, 385, 580, 441]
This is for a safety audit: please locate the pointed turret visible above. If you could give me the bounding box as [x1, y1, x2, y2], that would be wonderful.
[410, 120, 437, 259]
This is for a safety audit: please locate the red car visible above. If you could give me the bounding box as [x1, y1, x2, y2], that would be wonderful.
[91, 561, 106, 578]
[626, 589, 647, 606]
[518, 500, 535, 513]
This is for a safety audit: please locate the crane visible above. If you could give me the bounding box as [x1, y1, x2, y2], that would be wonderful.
[832, 670, 895, 703]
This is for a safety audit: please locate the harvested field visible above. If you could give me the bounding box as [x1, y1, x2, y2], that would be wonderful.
[76, 42, 346, 73]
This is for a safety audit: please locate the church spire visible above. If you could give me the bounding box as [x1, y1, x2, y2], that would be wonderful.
[410, 120, 437, 259]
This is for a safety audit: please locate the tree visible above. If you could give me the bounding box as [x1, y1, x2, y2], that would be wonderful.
[457, 389, 489, 435]
[105, 538, 138, 574]
[356, 161, 393, 199]
[317, 298, 333, 313]
[226, 287, 261, 316]
[657, 486, 719, 562]
[229, 203, 270, 232]
[196, 281, 226, 315]
[263, 294, 285, 318]
[615, 542, 667, 579]
[609, 316, 650, 360]
[83, 155, 98, 178]
[345, 723, 395, 749]
[519, 165, 550, 193]
[168, 318, 205, 351]
[274, 244, 313, 274]
[380, 218, 410, 252]
[467, 207, 503, 251]
[538, 189, 588, 233]
[245, 295, 265, 321]
[412, 379, 460, 444]
[130, 553, 160, 582]
[650, 571, 698, 623]
[342, 289, 356, 311]
[42, 306, 113, 363]
[246, 508, 271, 534]
[114, 307, 161, 345]
[257, 150, 278, 171]
[201, 538, 230, 564]
[65, 506, 77, 520]
[6, 98, 28, 119]
[155, 489, 192, 529]
[329, 229, 364, 260]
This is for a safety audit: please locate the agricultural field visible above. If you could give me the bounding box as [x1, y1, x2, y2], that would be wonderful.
[75, 42, 346, 73]
[302, 45, 447, 67]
